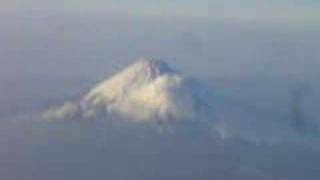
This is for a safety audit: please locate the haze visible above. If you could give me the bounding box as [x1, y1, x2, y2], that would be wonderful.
[0, 1, 320, 180]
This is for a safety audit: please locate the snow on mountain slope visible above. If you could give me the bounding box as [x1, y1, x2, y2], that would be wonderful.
[43, 58, 212, 122]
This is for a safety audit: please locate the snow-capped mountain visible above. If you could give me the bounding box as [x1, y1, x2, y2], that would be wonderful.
[40, 58, 320, 142]
[42, 58, 212, 122]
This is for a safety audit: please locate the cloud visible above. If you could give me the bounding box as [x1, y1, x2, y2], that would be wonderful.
[42, 102, 80, 120]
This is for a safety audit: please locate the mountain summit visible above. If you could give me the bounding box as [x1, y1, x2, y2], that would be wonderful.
[84, 58, 176, 106]
[43, 58, 212, 122]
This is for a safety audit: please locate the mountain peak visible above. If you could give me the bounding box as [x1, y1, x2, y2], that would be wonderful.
[43, 58, 211, 122]
[129, 58, 175, 78]
[83, 58, 177, 106]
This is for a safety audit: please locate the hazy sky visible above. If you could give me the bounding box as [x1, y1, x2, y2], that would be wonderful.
[3, 0, 320, 23]
[1, 2, 320, 180]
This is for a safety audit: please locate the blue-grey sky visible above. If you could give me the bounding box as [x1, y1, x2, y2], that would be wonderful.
[3, 0, 320, 23]
[1, 2, 320, 180]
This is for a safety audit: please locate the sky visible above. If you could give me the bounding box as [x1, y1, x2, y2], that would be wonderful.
[2, 0, 320, 23]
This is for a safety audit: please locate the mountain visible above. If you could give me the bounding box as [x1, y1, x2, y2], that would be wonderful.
[42, 58, 213, 122]
[40, 58, 320, 141]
